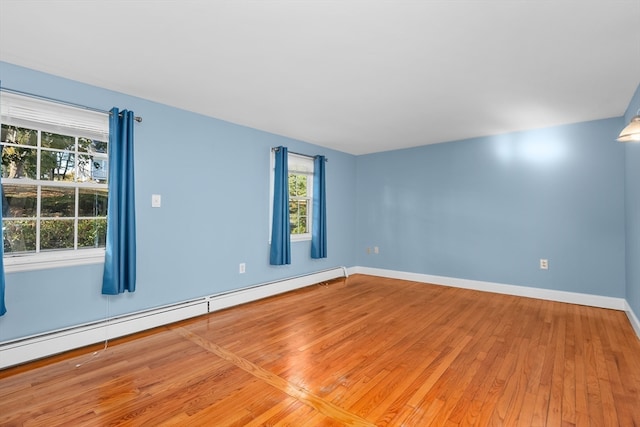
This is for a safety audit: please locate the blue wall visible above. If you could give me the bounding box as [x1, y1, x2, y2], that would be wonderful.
[0, 62, 357, 341]
[355, 118, 627, 297]
[1, 61, 637, 343]
[625, 82, 640, 319]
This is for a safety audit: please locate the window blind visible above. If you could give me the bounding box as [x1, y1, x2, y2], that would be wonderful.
[0, 91, 109, 141]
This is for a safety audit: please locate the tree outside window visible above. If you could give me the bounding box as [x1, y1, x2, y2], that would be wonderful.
[1, 123, 108, 255]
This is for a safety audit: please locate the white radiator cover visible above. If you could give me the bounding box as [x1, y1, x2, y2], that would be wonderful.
[0, 267, 348, 369]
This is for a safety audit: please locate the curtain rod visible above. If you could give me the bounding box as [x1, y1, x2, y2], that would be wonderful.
[0, 87, 143, 123]
[271, 146, 328, 162]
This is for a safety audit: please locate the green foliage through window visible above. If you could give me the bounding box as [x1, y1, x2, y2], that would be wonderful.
[1, 123, 108, 255]
[288, 172, 310, 235]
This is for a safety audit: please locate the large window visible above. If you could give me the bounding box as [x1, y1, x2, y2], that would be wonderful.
[1, 91, 109, 267]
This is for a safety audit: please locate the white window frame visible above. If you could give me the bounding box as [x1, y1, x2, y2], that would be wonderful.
[269, 150, 314, 243]
[288, 153, 314, 242]
[1, 91, 109, 272]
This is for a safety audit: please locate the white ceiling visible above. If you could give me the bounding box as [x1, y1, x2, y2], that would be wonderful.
[1, 0, 639, 155]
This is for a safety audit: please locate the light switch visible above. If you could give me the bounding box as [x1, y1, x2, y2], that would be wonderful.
[151, 194, 161, 208]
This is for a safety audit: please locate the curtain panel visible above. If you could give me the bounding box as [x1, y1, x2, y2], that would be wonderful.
[311, 155, 327, 259]
[270, 146, 291, 265]
[102, 108, 137, 295]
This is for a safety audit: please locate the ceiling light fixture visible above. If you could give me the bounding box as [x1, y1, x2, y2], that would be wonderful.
[617, 109, 640, 142]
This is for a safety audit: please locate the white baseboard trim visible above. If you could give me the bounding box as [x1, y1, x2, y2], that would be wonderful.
[351, 266, 627, 311]
[3, 265, 634, 369]
[0, 266, 348, 369]
[624, 301, 640, 339]
[357, 267, 640, 339]
[0, 299, 209, 369]
[207, 266, 348, 313]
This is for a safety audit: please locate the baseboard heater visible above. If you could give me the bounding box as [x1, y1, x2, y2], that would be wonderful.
[0, 266, 348, 369]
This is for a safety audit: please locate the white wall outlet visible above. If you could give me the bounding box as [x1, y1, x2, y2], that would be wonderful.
[374, 246, 379, 254]
[540, 259, 549, 270]
[151, 194, 162, 208]
[239, 263, 246, 274]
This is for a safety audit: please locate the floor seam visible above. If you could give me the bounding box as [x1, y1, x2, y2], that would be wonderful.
[173, 326, 375, 427]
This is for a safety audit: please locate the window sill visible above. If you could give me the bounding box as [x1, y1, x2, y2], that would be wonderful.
[3, 249, 105, 273]
[291, 233, 311, 243]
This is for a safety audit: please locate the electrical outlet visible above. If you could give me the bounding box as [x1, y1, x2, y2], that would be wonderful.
[374, 246, 379, 254]
[239, 263, 246, 274]
[540, 259, 549, 270]
[366, 247, 371, 254]
[151, 194, 161, 208]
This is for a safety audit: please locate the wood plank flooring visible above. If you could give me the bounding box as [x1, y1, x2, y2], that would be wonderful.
[1, 274, 639, 426]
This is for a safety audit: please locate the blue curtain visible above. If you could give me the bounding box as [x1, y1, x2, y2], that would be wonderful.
[0, 182, 6, 316]
[311, 155, 327, 258]
[102, 108, 137, 295]
[270, 146, 291, 265]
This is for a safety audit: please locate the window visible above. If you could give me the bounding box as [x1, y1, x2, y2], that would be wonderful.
[1, 91, 109, 270]
[288, 154, 314, 240]
[269, 151, 314, 242]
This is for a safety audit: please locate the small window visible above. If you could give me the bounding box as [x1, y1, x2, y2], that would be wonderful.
[1, 91, 109, 265]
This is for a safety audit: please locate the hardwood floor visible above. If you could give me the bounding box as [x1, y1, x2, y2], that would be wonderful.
[1, 274, 639, 426]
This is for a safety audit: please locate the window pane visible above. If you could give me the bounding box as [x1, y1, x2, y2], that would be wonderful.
[1, 124, 37, 146]
[3, 219, 37, 254]
[290, 175, 298, 196]
[288, 175, 294, 196]
[289, 200, 309, 234]
[41, 186, 75, 217]
[1, 134, 38, 180]
[2, 184, 37, 217]
[299, 200, 308, 218]
[78, 138, 107, 154]
[40, 151, 75, 181]
[41, 132, 75, 151]
[289, 173, 309, 197]
[78, 218, 107, 248]
[289, 200, 298, 233]
[40, 219, 74, 250]
[298, 200, 308, 233]
[76, 154, 108, 183]
[78, 187, 108, 216]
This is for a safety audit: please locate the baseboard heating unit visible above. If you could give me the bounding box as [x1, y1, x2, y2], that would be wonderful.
[0, 266, 348, 369]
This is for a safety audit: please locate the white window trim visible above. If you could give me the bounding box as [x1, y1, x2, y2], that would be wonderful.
[291, 231, 312, 242]
[288, 153, 314, 242]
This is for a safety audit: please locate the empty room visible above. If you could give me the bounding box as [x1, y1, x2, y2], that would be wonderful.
[1, 1, 639, 426]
